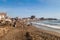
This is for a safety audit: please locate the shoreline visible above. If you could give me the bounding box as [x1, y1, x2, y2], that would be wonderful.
[34, 26, 60, 37]
[31, 22, 60, 33]
[25, 25, 60, 40]
[0, 20, 60, 40]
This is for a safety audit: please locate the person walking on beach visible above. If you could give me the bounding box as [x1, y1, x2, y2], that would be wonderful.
[25, 32, 32, 40]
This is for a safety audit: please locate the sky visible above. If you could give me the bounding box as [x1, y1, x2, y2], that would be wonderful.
[0, 0, 60, 18]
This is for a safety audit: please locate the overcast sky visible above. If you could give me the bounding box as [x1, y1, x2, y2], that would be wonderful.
[0, 0, 60, 18]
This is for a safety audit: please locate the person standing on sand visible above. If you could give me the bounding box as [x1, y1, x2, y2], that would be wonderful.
[13, 21, 16, 27]
[12, 19, 17, 27]
[12, 17, 18, 27]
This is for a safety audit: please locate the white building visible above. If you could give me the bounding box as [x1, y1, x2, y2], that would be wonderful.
[0, 13, 7, 20]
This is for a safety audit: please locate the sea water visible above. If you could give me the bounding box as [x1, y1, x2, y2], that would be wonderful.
[31, 20, 60, 29]
[40, 20, 60, 26]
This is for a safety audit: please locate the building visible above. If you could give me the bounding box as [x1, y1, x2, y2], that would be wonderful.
[0, 13, 7, 20]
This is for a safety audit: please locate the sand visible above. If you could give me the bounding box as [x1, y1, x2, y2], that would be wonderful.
[0, 21, 60, 40]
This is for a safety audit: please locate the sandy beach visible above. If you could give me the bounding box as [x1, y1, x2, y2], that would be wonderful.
[0, 20, 59, 40]
[0, 0, 60, 40]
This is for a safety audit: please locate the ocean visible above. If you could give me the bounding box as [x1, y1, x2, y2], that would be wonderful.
[30, 20, 60, 33]
[31, 20, 60, 29]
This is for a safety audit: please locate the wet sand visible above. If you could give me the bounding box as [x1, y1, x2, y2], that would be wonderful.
[33, 24, 60, 33]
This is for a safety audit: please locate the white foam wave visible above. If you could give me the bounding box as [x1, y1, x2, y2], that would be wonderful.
[32, 22, 60, 29]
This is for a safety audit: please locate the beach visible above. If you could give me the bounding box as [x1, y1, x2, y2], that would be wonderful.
[0, 20, 60, 40]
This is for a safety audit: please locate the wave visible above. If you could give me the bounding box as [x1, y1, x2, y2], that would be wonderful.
[32, 22, 60, 29]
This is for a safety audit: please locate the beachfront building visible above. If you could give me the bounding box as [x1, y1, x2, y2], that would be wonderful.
[0, 13, 7, 20]
[22, 17, 31, 22]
